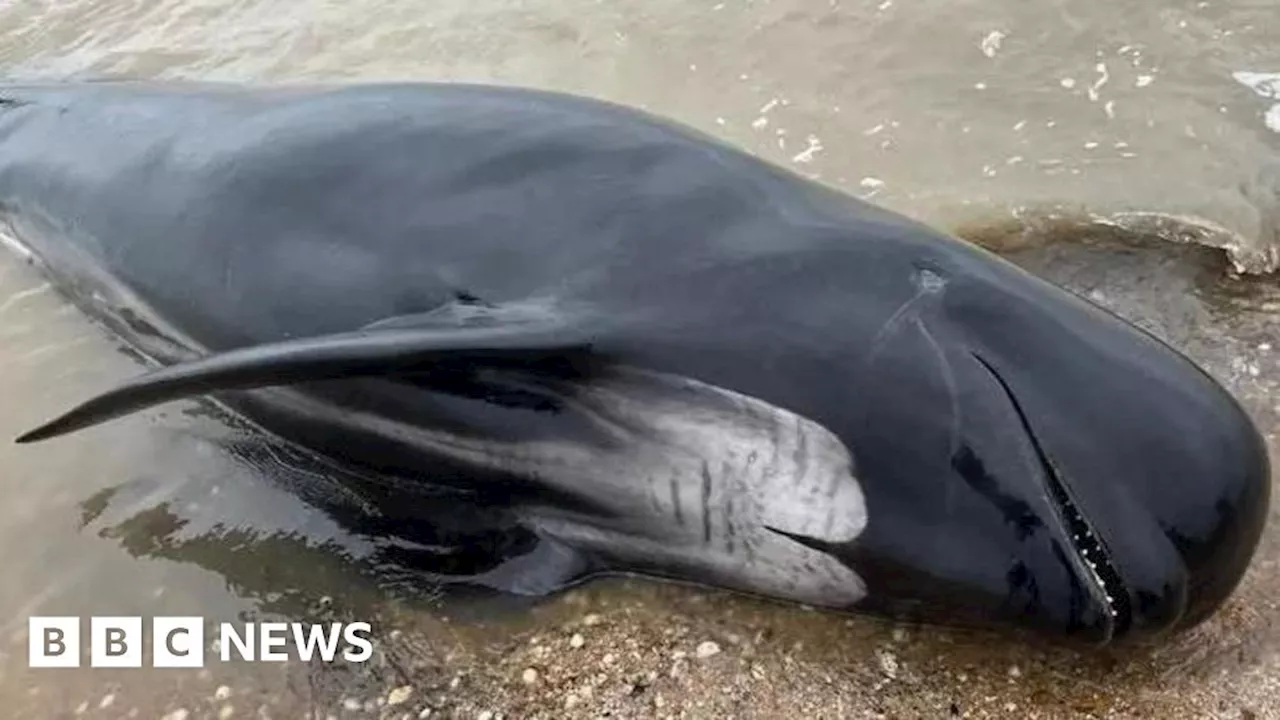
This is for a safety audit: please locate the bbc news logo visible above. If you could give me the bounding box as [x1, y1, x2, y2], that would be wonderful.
[29, 617, 374, 668]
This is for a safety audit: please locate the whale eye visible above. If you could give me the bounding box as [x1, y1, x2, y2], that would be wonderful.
[913, 266, 947, 294]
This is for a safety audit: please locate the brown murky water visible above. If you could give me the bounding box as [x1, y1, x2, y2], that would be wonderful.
[1, 1, 1280, 718]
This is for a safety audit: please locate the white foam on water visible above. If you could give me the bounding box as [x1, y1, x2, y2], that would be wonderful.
[1231, 71, 1280, 134]
[1233, 71, 1280, 99]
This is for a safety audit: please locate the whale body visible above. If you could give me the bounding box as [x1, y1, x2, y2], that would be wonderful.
[0, 80, 1269, 645]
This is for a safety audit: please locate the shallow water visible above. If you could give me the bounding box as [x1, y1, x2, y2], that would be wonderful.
[1, 0, 1280, 718]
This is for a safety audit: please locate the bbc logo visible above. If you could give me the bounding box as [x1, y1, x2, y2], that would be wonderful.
[29, 616, 374, 667]
[30, 617, 205, 668]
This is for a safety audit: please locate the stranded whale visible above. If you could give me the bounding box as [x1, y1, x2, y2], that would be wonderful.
[0, 80, 1269, 645]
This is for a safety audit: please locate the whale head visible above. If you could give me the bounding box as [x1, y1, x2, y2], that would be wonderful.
[816, 234, 1271, 646]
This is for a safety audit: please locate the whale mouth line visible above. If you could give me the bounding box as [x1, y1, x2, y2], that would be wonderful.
[969, 351, 1134, 640]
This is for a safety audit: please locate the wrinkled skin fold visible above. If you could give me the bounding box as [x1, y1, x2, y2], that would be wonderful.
[0, 80, 1269, 646]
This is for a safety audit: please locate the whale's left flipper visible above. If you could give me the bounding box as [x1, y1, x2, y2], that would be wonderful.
[15, 305, 605, 444]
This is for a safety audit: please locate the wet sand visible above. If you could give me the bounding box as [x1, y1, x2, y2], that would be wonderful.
[1, 0, 1280, 718]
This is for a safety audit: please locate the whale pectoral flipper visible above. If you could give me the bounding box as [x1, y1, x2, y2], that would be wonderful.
[14, 307, 605, 444]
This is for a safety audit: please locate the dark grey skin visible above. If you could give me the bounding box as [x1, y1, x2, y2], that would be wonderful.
[0, 81, 1269, 647]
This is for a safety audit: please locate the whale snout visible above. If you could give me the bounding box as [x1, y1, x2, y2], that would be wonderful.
[998, 335, 1271, 640]
[949, 272, 1272, 642]
[827, 252, 1271, 644]
[1170, 397, 1272, 630]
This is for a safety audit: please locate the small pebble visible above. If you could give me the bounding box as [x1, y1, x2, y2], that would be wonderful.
[218, 708, 235, 720]
[418, 709, 433, 719]
[522, 668, 539, 685]
[100, 694, 116, 710]
[877, 650, 899, 679]
[569, 633, 585, 649]
[695, 641, 722, 659]
[341, 698, 362, 712]
[583, 614, 603, 626]
[214, 686, 232, 701]
[75, 701, 89, 715]
[160, 710, 189, 720]
[478, 712, 494, 720]
[387, 687, 413, 706]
